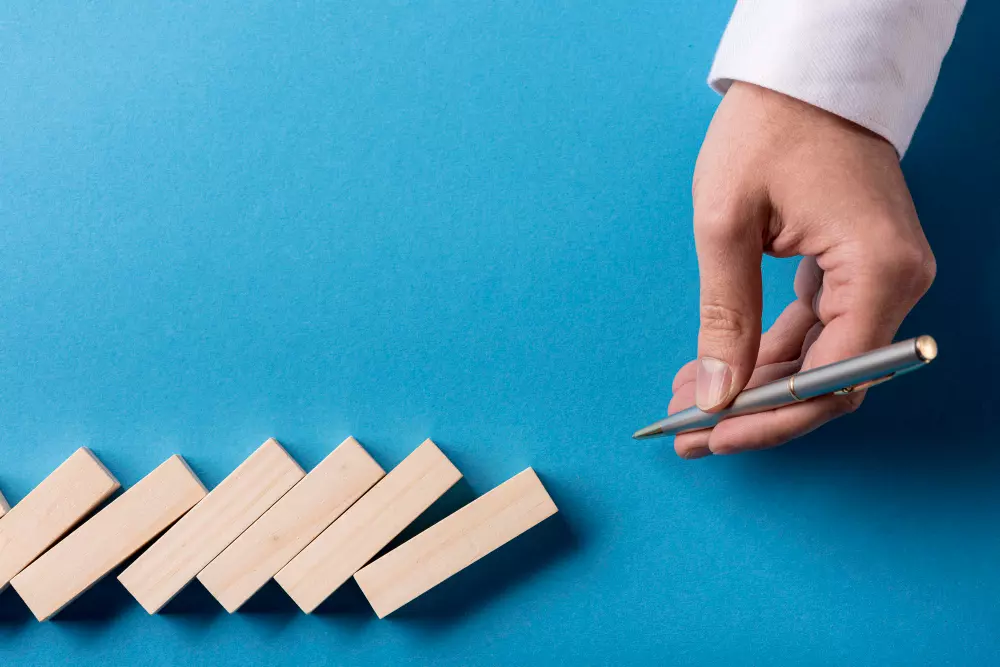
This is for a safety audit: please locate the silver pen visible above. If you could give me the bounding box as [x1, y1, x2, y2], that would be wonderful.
[633, 335, 938, 440]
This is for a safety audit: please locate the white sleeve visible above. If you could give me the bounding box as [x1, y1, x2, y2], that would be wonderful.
[708, 0, 966, 156]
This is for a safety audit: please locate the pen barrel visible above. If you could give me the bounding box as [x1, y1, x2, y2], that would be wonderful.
[648, 380, 797, 435]
[790, 337, 928, 399]
[639, 336, 934, 438]
[726, 378, 799, 414]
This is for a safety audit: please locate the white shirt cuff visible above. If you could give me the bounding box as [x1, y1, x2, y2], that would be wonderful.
[708, 0, 965, 156]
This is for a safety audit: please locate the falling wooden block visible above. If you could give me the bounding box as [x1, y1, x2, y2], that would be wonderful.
[118, 438, 304, 613]
[354, 467, 557, 618]
[0, 448, 120, 589]
[11, 455, 207, 621]
[198, 437, 385, 612]
[0, 488, 10, 581]
[275, 439, 461, 613]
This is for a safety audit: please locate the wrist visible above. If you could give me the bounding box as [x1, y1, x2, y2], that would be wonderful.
[723, 82, 896, 157]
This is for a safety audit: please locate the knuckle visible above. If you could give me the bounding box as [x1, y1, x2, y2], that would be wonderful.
[857, 227, 937, 299]
[694, 210, 741, 248]
[693, 193, 760, 247]
[699, 302, 750, 342]
[915, 248, 937, 293]
[882, 243, 936, 297]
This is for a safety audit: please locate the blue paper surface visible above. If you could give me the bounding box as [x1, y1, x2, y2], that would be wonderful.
[1, 1, 998, 664]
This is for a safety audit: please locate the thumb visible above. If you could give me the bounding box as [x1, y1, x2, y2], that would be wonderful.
[693, 196, 767, 411]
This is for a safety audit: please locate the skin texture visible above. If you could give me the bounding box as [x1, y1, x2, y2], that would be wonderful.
[670, 81, 936, 460]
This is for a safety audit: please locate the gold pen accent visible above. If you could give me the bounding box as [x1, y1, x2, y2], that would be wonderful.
[915, 335, 938, 362]
[787, 374, 805, 402]
[833, 373, 896, 395]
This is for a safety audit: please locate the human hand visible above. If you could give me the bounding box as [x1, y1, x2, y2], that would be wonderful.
[670, 82, 936, 459]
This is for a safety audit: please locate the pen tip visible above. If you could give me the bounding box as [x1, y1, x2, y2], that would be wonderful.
[632, 425, 661, 440]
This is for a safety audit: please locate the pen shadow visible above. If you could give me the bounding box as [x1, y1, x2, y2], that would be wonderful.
[753, 2, 1000, 502]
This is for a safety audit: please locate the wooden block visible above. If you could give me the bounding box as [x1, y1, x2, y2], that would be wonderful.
[0, 448, 120, 588]
[0, 487, 10, 577]
[354, 467, 557, 618]
[275, 439, 461, 613]
[198, 437, 385, 612]
[118, 438, 304, 613]
[11, 455, 207, 620]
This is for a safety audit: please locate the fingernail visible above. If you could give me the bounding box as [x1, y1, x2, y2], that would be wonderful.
[696, 357, 733, 410]
[679, 446, 712, 460]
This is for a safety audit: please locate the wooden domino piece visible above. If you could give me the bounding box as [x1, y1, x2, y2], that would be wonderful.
[0, 487, 10, 583]
[11, 455, 207, 621]
[118, 438, 304, 613]
[354, 467, 557, 618]
[0, 448, 120, 589]
[275, 439, 461, 613]
[198, 437, 385, 612]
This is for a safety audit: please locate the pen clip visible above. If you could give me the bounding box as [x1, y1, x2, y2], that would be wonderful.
[833, 373, 895, 395]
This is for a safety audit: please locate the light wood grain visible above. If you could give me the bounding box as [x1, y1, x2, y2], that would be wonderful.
[0, 448, 120, 589]
[275, 439, 461, 613]
[0, 490, 9, 515]
[354, 467, 557, 618]
[198, 437, 385, 612]
[11, 455, 207, 621]
[118, 438, 304, 613]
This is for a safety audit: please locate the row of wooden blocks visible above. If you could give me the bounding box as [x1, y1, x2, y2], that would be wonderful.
[0, 438, 558, 621]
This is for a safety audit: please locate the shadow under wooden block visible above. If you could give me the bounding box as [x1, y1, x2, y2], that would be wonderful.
[355, 467, 560, 618]
[374, 478, 479, 560]
[390, 512, 577, 624]
[49, 569, 135, 624]
[385, 473, 582, 625]
[238, 579, 301, 617]
[0, 587, 34, 629]
[42, 545, 148, 626]
[312, 578, 377, 624]
[158, 579, 226, 620]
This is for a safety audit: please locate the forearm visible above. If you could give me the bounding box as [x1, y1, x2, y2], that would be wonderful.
[708, 0, 966, 156]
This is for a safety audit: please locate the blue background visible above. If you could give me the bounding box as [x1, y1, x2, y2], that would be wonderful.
[1, 1, 997, 664]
